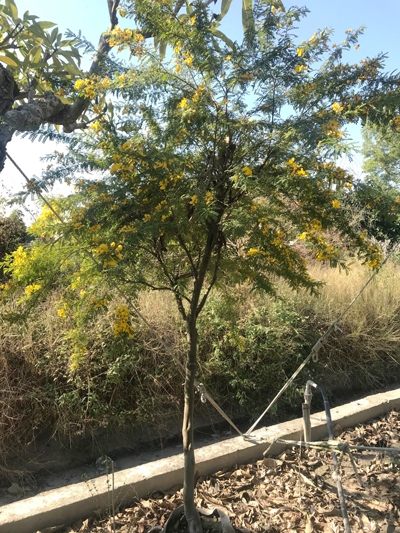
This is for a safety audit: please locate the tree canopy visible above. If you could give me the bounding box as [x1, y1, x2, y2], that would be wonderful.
[2, 1, 400, 532]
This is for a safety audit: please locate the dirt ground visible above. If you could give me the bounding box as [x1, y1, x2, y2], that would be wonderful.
[44, 410, 400, 533]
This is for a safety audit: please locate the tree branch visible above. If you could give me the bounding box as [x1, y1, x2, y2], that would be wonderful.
[0, 0, 120, 172]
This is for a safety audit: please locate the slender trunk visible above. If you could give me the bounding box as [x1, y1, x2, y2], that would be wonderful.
[182, 317, 202, 533]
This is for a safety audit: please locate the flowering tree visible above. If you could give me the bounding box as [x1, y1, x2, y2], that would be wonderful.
[0, 0, 249, 171]
[3, 0, 400, 531]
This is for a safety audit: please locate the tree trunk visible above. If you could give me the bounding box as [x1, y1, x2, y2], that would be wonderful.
[182, 317, 202, 533]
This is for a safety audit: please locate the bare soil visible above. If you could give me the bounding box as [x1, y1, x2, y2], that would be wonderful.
[45, 410, 400, 533]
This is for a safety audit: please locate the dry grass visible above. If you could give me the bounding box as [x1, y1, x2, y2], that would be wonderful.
[0, 258, 399, 480]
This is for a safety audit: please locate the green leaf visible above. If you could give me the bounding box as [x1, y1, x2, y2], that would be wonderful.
[28, 23, 45, 39]
[32, 46, 42, 64]
[37, 20, 57, 29]
[0, 54, 18, 67]
[107, 101, 114, 119]
[242, 0, 254, 34]
[50, 27, 59, 44]
[221, 0, 233, 20]
[159, 40, 167, 59]
[64, 62, 82, 77]
[5, 0, 18, 19]
[211, 29, 234, 50]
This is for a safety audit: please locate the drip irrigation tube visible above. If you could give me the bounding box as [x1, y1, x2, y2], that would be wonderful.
[304, 380, 352, 533]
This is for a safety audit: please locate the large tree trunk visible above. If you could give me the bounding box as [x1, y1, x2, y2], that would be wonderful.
[182, 317, 202, 533]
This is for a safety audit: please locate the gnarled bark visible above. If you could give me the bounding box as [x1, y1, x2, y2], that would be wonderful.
[0, 0, 120, 172]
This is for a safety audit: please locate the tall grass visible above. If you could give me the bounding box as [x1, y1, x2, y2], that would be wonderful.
[0, 259, 399, 479]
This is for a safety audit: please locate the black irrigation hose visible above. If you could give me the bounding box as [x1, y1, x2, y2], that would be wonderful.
[306, 380, 352, 533]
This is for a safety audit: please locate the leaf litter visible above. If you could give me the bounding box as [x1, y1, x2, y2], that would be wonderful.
[58, 410, 400, 533]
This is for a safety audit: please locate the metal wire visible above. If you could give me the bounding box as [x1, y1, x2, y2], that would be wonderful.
[5, 152, 244, 437]
[245, 245, 399, 436]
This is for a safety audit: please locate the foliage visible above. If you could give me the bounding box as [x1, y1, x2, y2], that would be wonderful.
[198, 291, 309, 409]
[1, 262, 400, 477]
[0, 207, 29, 280]
[2, 0, 400, 529]
[0, 0, 81, 96]
[347, 125, 400, 242]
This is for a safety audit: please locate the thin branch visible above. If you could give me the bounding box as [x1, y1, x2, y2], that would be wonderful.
[176, 233, 198, 279]
[197, 241, 222, 316]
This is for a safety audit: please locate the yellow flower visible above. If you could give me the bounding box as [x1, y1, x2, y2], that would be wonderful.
[175, 64, 181, 73]
[205, 191, 214, 205]
[331, 102, 343, 113]
[110, 163, 122, 175]
[310, 33, 317, 43]
[25, 284, 41, 297]
[271, 6, 277, 15]
[184, 54, 193, 66]
[89, 121, 102, 131]
[57, 308, 66, 318]
[247, 248, 261, 256]
[178, 98, 188, 109]
[297, 168, 308, 177]
[295, 65, 307, 73]
[143, 213, 152, 222]
[189, 195, 198, 206]
[74, 79, 85, 90]
[96, 243, 109, 254]
[332, 199, 340, 209]
[121, 141, 131, 151]
[243, 166, 252, 176]
[297, 47, 305, 57]
[103, 259, 117, 268]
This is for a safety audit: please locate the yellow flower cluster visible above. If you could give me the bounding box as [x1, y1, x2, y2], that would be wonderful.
[205, 191, 214, 205]
[69, 347, 87, 372]
[178, 98, 188, 109]
[243, 166, 252, 176]
[74, 78, 97, 99]
[365, 246, 383, 270]
[25, 284, 41, 299]
[323, 119, 344, 138]
[113, 305, 134, 338]
[331, 102, 344, 113]
[108, 26, 144, 54]
[94, 242, 123, 268]
[91, 297, 108, 308]
[390, 116, 400, 132]
[286, 158, 308, 177]
[10, 246, 28, 278]
[315, 243, 337, 262]
[247, 248, 262, 256]
[96, 243, 109, 254]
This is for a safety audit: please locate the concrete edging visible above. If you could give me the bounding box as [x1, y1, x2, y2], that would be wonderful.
[1, 387, 400, 533]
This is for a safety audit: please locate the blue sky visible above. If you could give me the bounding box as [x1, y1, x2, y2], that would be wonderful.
[1, 0, 399, 217]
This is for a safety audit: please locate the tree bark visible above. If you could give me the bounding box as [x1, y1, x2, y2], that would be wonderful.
[182, 317, 202, 533]
[0, 0, 121, 172]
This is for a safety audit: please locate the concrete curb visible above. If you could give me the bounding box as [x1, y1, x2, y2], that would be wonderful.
[1, 388, 400, 533]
